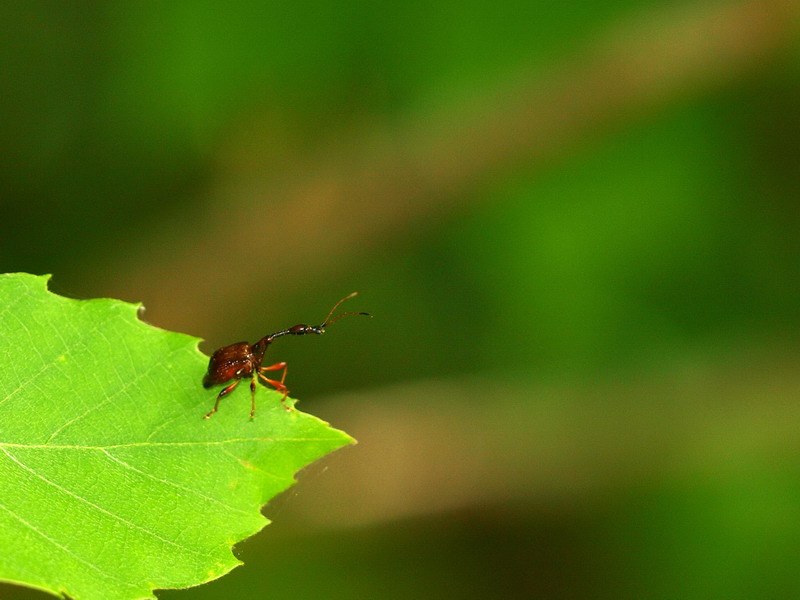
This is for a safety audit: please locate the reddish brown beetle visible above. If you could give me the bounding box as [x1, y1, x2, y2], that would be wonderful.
[202, 292, 369, 419]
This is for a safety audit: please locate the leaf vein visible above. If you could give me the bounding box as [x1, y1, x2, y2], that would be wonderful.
[219, 446, 293, 483]
[0, 437, 343, 450]
[0, 496, 139, 590]
[0, 312, 119, 409]
[100, 449, 251, 516]
[0, 446, 216, 560]
[43, 344, 188, 443]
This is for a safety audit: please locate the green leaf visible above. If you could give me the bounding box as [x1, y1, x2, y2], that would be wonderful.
[0, 273, 354, 600]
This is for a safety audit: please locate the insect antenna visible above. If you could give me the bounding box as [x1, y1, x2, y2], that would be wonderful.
[321, 292, 372, 328]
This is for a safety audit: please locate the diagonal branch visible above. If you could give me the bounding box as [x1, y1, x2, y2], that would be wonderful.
[99, 0, 798, 337]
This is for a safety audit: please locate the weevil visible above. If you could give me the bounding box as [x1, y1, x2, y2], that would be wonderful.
[202, 293, 369, 419]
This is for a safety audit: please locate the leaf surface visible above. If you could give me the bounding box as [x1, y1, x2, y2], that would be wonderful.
[0, 273, 354, 600]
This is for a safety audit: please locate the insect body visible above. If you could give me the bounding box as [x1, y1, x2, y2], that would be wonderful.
[203, 293, 369, 419]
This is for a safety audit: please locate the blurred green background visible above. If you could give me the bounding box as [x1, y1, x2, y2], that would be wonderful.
[2, 1, 800, 598]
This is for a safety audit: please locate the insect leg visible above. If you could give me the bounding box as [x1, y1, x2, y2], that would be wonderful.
[204, 379, 240, 419]
[258, 372, 292, 411]
[260, 361, 287, 385]
[249, 375, 257, 419]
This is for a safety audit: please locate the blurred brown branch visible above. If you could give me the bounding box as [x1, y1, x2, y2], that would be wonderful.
[99, 0, 798, 339]
[275, 350, 800, 530]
